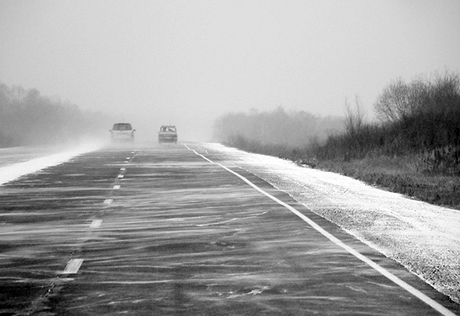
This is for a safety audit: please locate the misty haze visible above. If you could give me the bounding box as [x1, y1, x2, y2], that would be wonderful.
[1, 1, 460, 315]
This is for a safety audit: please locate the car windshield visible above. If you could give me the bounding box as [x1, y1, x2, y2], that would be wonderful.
[113, 123, 132, 131]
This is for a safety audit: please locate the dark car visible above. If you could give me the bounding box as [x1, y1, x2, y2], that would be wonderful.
[110, 123, 135, 142]
[158, 125, 178, 143]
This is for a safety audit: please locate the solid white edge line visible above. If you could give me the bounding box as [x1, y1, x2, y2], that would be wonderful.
[184, 143, 456, 316]
[62, 259, 84, 274]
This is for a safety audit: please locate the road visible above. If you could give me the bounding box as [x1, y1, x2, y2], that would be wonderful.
[0, 143, 459, 315]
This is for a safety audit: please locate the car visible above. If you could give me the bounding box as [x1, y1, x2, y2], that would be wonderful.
[110, 123, 135, 142]
[158, 125, 178, 143]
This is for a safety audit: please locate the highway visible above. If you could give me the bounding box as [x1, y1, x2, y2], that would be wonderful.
[0, 143, 459, 315]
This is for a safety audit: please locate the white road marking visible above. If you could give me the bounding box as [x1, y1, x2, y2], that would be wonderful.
[113, 185, 121, 190]
[103, 198, 113, 205]
[62, 259, 84, 274]
[90, 219, 102, 228]
[184, 144, 457, 316]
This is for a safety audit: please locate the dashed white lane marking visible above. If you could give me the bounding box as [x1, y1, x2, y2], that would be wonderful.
[62, 259, 84, 274]
[60, 156, 135, 279]
[184, 144, 457, 316]
[90, 219, 102, 228]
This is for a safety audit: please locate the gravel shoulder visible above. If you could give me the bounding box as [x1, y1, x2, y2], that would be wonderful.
[204, 143, 460, 305]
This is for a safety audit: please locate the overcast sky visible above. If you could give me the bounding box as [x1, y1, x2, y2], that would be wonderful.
[1, 0, 459, 141]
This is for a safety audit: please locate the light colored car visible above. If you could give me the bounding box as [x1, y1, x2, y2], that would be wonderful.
[158, 125, 178, 143]
[110, 123, 135, 142]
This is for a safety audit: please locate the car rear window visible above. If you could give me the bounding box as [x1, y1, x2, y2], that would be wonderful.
[113, 123, 132, 130]
[160, 126, 176, 132]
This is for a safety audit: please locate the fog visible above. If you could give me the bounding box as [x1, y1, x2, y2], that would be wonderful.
[1, 0, 460, 142]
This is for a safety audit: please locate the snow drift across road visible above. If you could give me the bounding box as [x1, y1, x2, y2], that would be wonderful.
[0, 143, 102, 186]
[203, 143, 460, 305]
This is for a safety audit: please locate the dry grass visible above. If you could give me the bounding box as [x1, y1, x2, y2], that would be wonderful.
[315, 155, 460, 210]
[224, 139, 460, 211]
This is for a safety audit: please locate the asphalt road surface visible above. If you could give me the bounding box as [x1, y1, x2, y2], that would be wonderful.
[0, 143, 459, 315]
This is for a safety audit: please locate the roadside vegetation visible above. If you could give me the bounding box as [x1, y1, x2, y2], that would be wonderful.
[214, 72, 460, 210]
[0, 83, 113, 147]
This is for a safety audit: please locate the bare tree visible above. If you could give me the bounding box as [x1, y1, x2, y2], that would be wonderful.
[374, 73, 460, 123]
[374, 78, 414, 122]
[344, 95, 365, 135]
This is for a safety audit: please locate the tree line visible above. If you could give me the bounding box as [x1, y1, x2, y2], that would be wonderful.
[0, 83, 113, 147]
[213, 107, 344, 155]
[315, 72, 460, 173]
[214, 71, 460, 175]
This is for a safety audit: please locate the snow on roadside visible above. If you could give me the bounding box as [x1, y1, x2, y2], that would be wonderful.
[204, 143, 460, 304]
[0, 143, 102, 186]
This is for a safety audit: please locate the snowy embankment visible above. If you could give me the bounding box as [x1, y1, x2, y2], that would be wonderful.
[0, 143, 102, 186]
[205, 143, 460, 305]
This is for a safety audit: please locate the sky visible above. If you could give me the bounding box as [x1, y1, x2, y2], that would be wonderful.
[1, 0, 460, 141]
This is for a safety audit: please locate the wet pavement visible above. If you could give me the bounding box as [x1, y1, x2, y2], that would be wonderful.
[0, 143, 459, 315]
